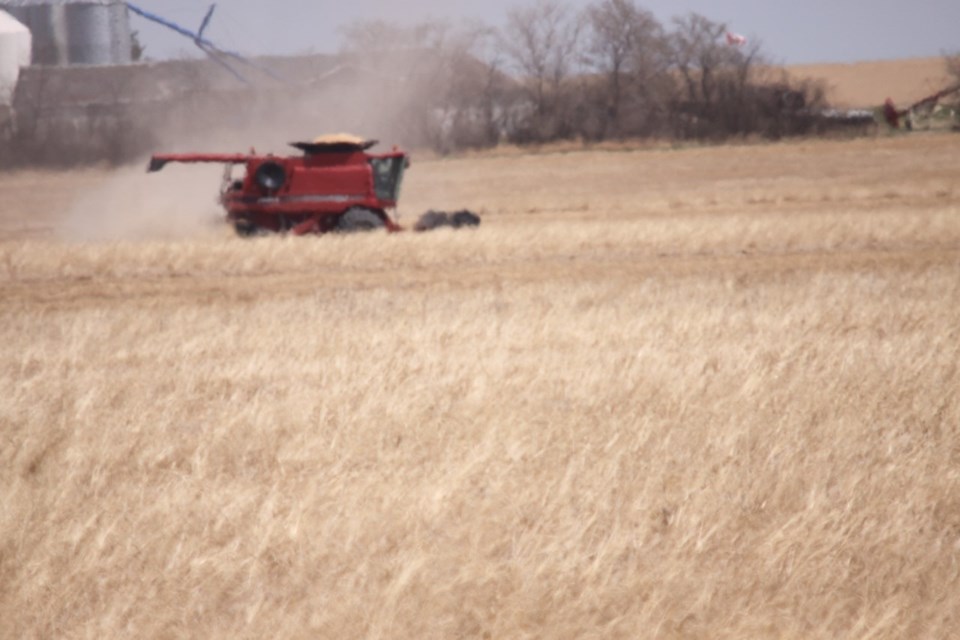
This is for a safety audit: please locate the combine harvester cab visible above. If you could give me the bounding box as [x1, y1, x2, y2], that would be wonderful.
[148, 134, 411, 236]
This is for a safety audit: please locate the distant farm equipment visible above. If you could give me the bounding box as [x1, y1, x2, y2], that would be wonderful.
[882, 84, 960, 130]
[147, 134, 479, 236]
[811, 83, 960, 135]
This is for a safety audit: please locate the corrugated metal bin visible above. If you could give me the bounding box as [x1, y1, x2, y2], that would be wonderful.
[0, 0, 131, 65]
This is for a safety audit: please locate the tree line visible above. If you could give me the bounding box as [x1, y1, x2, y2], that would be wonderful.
[7, 0, 955, 168]
[340, 0, 829, 151]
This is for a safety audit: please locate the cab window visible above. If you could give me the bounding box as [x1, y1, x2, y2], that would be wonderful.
[369, 157, 406, 202]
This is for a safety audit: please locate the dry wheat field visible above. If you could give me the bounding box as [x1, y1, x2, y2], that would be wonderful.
[1, 133, 959, 639]
[784, 56, 953, 108]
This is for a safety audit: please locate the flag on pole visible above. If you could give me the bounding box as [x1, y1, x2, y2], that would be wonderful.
[725, 31, 747, 47]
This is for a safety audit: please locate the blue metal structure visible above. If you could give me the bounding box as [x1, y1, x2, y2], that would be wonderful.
[126, 3, 284, 84]
[0, 0, 132, 66]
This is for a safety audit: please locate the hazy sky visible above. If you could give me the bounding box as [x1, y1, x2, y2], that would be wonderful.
[128, 0, 959, 65]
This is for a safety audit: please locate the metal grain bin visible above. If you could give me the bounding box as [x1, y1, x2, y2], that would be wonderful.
[0, 0, 131, 66]
[0, 9, 31, 105]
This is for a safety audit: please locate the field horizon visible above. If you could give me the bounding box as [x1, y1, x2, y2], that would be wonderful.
[783, 56, 954, 109]
[2, 132, 959, 638]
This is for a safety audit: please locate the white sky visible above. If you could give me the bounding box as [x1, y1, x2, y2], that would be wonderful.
[127, 0, 959, 65]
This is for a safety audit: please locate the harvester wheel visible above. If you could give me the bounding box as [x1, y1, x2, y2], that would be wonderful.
[234, 219, 260, 237]
[337, 207, 385, 232]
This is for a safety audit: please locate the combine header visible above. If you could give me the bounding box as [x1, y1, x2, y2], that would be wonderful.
[148, 134, 478, 236]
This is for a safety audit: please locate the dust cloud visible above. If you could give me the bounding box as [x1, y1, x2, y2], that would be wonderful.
[51, 35, 462, 242]
[59, 162, 227, 242]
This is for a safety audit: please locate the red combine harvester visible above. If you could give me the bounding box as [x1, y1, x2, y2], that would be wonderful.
[148, 134, 474, 236]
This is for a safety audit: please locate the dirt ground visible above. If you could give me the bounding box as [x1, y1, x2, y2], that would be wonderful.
[2, 133, 959, 638]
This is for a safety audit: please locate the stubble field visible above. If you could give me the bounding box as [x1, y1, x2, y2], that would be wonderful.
[1, 133, 959, 638]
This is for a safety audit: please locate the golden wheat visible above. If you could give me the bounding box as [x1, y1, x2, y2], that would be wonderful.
[2, 133, 959, 639]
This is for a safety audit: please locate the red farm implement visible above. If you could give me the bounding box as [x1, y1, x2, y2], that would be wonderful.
[147, 135, 428, 236]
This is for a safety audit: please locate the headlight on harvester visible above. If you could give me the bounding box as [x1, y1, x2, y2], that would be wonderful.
[254, 161, 287, 191]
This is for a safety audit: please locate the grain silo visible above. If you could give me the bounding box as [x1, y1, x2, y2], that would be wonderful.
[0, 10, 31, 105]
[0, 0, 130, 66]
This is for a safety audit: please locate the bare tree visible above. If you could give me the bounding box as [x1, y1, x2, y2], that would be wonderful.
[946, 53, 960, 80]
[338, 19, 510, 152]
[130, 30, 146, 61]
[500, 0, 582, 140]
[946, 53, 960, 111]
[444, 24, 515, 149]
[420, 22, 513, 151]
[946, 55, 960, 131]
[668, 13, 733, 106]
[666, 13, 771, 138]
[339, 19, 453, 53]
[582, 0, 665, 137]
